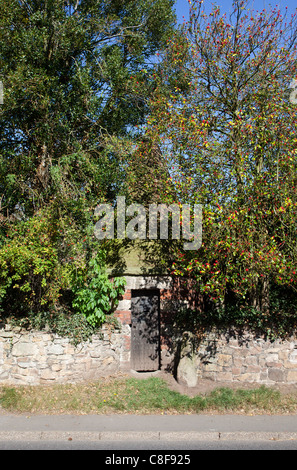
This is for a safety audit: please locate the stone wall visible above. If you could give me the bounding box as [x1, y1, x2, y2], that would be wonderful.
[114, 275, 297, 387]
[176, 328, 297, 387]
[1, 322, 297, 387]
[0, 323, 130, 385]
[1, 270, 297, 387]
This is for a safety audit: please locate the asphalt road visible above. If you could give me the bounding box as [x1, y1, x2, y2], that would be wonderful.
[0, 413, 297, 451]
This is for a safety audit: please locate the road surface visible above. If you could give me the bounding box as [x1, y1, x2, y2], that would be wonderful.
[0, 413, 297, 451]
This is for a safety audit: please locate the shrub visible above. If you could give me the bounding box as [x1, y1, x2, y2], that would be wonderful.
[72, 251, 126, 327]
[0, 212, 63, 316]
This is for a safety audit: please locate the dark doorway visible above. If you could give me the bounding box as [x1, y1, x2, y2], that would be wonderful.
[131, 289, 160, 371]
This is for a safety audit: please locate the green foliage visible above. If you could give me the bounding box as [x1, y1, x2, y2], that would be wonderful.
[0, 0, 176, 217]
[0, 0, 176, 337]
[143, 0, 297, 333]
[174, 282, 297, 340]
[0, 203, 125, 335]
[0, 211, 62, 314]
[1, 0, 296, 341]
[9, 310, 96, 347]
[72, 252, 126, 327]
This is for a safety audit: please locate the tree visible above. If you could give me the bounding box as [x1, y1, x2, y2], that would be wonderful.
[0, 0, 176, 217]
[144, 0, 297, 332]
[0, 0, 176, 321]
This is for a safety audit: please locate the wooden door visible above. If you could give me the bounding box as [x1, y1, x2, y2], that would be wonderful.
[131, 289, 160, 371]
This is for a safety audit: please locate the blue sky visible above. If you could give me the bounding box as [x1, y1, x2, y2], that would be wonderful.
[174, 0, 297, 23]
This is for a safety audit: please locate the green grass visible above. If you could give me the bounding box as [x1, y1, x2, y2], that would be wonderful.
[0, 377, 296, 415]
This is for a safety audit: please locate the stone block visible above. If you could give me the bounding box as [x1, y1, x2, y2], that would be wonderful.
[51, 364, 63, 372]
[278, 350, 289, 361]
[268, 368, 285, 382]
[232, 367, 241, 376]
[42, 334, 53, 342]
[11, 342, 38, 357]
[233, 356, 244, 367]
[287, 370, 297, 382]
[245, 355, 259, 366]
[177, 355, 198, 387]
[204, 362, 220, 372]
[117, 299, 131, 310]
[289, 350, 297, 364]
[103, 356, 115, 366]
[266, 353, 279, 363]
[21, 367, 38, 377]
[203, 372, 216, 381]
[17, 360, 34, 369]
[0, 330, 13, 338]
[260, 371, 268, 382]
[284, 360, 297, 369]
[237, 373, 259, 382]
[245, 365, 261, 374]
[90, 348, 105, 358]
[217, 372, 233, 382]
[217, 354, 232, 367]
[125, 275, 173, 290]
[46, 344, 64, 355]
[40, 369, 56, 381]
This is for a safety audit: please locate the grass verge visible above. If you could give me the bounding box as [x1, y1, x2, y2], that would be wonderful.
[0, 376, 296, 415]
